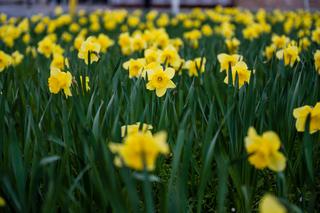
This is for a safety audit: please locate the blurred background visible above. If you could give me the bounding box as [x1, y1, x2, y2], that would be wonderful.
[0, 0, 319, 16]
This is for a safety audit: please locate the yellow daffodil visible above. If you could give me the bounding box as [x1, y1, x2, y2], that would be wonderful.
[78, 36, 101, 64]
[11, 51, 23, 66]
[37, 37, 55, 58]
[259, 194, 287, 213]
[127, 15, 140, 27]
[216, 22, 234, 39]
[122, 58, 146, 78]
[224, 61, 251, 88]
[170, 38, 183, 51]
[156, 14, 169, 27]
[0, 50, 12, 72]
[74, 35, 85, 51]
[293, 102, 320, 134]
[69, 23, 80, 33]
[146, 10, 158, 21]
[201, 24, 213, 36]
[217, 53, 242, 72]
[26, 46, 37, 58]
[121, 122, 153, 137]
[144, 48, 161, 64]
[314, 50, 320, 74]
[264, 45, 276, 61]
[312, 28, 320, 44]
[298, 37, 310, 51]
[276, 45, 300, 67]
[34, 22, 45, 34]
[184, 57, 206, 77]
[22, 33, 30, 44]
[62, 32, 73, 42]
[146, 66, 176, 97]
[183, 29, 202, 48]
[48, 67, 72, 97]
[50, 54, 67, 70]
[154, 30, 170, 49]
[242, 24, 261, 40]
[97, 34, 114, 53]
[225, 37, 240, 54]
[118, 32, 132, 55]
[53, 44, 65, 56]
[160, 45, 182, 69]
[109, 130, 169, 171]
[272, 34, 289, 49]
[245, 127, 286, 172]
[131, 33, 147, 52]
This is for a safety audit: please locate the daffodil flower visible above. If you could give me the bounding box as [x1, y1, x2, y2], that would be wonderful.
[259, 194, 287, 213]
[293, 102, 320, 134]
[122, 58, 146, 78]
[217, 53, 242, 72]
[78, 36, 101, 65]
[48, 68, 73, 97]
[276, 45, 300, 67]
[109, 130, 169, 171]
[245, 127, 286, 172]
[184, 57, 206, 77]
[314, 50, 320, 74]
[146, 66, 176, 97]
[0, 50, 12, 72]
[224, 61, 251, 88]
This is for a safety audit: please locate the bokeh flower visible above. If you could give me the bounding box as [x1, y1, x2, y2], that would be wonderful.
[123, 58, 146, 78]
[0, 196, 5, 207]
[0, 50, 12, 71]
[184, 57, 206, 77]
[121, 122, 153, 137]
[314, 50, 320, 74]
[245, 127, 286, 172]
[109, 130, 169, 171]
[259, 194, 287, 213]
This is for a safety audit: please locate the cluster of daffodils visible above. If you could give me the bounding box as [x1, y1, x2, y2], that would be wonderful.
[0, 7, 319, 100]
[263, 34, 301, 67]
[121, 29, 207, 97]
[1, 6, 320, 213]
[118, 29, 182, 56]
[109, 123, 169, 171]
[0, 50, 24, 72]
[217, 53, 251, 88]
[37, 35, 64, 59]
